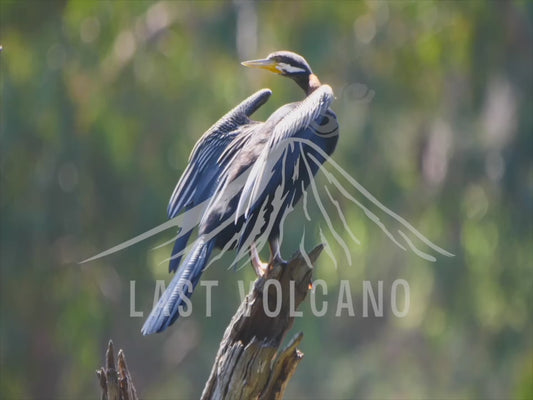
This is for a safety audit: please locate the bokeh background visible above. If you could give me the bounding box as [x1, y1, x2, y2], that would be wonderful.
[1, 1, 532, 399]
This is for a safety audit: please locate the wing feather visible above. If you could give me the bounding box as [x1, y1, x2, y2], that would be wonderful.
[167, 89, 271, 219]
[236, 85, 334, 220]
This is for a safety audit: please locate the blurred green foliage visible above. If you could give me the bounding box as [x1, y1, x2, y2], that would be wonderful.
[1, 1, 532, 399]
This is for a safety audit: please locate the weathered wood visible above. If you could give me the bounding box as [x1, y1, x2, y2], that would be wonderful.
[96, 340, 139, 400]
[201, 244, 323, 400]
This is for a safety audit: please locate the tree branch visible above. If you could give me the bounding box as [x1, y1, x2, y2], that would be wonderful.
[201, 244, 323, 400]
[96, 340, 139, 400]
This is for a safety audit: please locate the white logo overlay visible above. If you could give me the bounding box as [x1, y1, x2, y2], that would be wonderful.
[82, 84, 453, 319]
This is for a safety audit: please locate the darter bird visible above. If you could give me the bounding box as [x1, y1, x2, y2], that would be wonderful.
[142, 51, 339, 335]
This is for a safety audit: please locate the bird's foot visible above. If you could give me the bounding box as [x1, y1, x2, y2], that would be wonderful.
[250, 243, 287, 277]
[268, 238, 286, 267]
[270, 253, 287, 267]
[250, 243, 269, 277]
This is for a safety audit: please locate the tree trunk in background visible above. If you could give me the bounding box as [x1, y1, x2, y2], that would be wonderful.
[201, 245, 323, 400]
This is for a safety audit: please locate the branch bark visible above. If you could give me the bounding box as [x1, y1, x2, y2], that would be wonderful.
[201, 244, 323, 400]
[96, 340, 139, 400]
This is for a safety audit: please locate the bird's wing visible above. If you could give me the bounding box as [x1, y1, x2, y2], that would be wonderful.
[167, 89, 271, 219]
[216, 123, 262, 168]
[236, 84, 334, 220]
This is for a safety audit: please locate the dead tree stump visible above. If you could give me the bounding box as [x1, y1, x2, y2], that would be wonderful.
[95, 245, 323, 399]
[96, 340, 138, 400]
[201, 244, 323, 400]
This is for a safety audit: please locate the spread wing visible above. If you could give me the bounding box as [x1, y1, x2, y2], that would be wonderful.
[167, 89, 271, 219]
[166, 89, 271, 273]
[236, 84, 334, 220]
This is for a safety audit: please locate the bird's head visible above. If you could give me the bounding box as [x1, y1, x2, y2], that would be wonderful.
[242, 51, 320, 94]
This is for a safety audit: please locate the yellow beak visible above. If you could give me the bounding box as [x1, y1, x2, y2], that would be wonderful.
[241, 58, 282, 74]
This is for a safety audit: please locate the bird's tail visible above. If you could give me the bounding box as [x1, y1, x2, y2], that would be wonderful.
[141, 235, 215, 335]
[168, 228, 194, 273]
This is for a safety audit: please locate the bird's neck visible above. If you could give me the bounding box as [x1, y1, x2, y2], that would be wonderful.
[294, 73, 322, 95]
[307, 74, 321, 95]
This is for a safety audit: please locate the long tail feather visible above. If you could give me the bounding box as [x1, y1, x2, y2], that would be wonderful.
[141, 236, 214, 335]
[168, 229, 194, 273]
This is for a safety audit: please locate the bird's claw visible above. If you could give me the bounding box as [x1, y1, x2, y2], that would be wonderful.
[270, 253, 287, 267]
[250, 243, 287, 277]
[250, 243, 268, 277]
